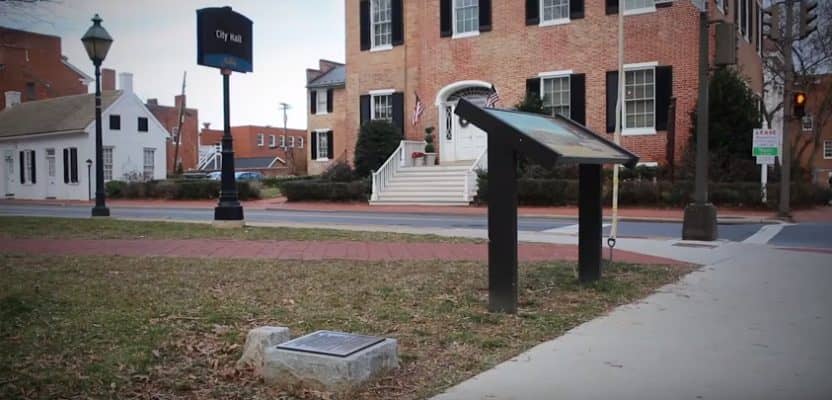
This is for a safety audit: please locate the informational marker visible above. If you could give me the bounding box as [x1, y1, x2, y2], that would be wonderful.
[455, 99, 638, 313]
[197, 7, 253, 73]
[752, 128, 781, 157]
[277, 331, 385, 358]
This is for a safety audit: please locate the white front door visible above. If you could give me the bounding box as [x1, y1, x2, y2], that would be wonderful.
[3, 151, 14, 197]
[448, 98, 488, 161]
[45, 149, 56, 198]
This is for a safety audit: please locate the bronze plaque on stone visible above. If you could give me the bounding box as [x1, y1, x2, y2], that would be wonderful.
[277, 330, 385, 357]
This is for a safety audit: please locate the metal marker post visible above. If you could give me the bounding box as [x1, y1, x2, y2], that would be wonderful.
[214, 68, 244, 221]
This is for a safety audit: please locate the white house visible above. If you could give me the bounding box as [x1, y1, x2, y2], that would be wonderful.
[0, 73, 169, 200]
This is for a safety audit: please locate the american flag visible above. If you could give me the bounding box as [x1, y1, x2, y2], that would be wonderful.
[485, 84, 500, 108]
[412, 92, 424, 126]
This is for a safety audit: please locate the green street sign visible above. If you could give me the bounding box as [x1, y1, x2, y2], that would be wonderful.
[753, 147, 778, 156]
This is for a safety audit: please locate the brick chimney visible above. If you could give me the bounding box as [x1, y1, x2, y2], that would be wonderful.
[102, 68, 116, 91]
[4, 91, 21, 109]
[146, 98, 158, 106]
[118, 72, 133, 94]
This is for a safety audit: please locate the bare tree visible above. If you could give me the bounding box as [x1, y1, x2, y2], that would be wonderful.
[0, 0, 62, 29]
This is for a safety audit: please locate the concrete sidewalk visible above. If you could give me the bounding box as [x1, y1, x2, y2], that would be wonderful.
[432, 243, 832, 400]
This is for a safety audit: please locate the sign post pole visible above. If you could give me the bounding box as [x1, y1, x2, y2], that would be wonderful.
[214, 68, 243, 221]
[487, 131, 518, 314]
[761, 163, 768, 204]
[578, 164, 602, 282]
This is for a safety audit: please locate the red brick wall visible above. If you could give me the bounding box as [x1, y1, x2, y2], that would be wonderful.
[200, 126, 308, 174]
[342, 0, 764, 166]
[0, 28, 89, 108]
[146, 95, 200, 174]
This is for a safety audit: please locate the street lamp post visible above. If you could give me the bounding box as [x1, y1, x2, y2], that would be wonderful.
[81, 14, 113, 217]
[86, 159, 92, 200]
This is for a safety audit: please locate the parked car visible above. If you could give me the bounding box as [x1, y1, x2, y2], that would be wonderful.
[206, 171, 222, 180]
[235, 171, 264, 181]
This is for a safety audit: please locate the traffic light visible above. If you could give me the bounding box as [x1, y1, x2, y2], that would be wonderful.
[763, 5, 781, 40]
[800, 1, 818, 40]
[793, 91, 807, 118]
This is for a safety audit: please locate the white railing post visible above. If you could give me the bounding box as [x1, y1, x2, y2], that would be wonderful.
[371, 171, 379, 201]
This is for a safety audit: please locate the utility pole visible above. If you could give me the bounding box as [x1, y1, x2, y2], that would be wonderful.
[779, 0, 795, 220]
[682, 0, 718, 241]
[279, 102, 294, 174]
[172, 71, 187, 175]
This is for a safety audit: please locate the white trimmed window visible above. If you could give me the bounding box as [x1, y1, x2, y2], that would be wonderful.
[316, 89, 328, 114]
[623, 0, 655, 14]
[298, 137, 304, 148]
[103, 147, 113, 182]
[624, 66, 656, 132]
[22, 150, 34, 184]
[541, 0, 569, 23]
[143, 148, 155, 181]
[542, 75, 570, 117]
[371, 93, 393, 121]
[371, 0, 392, 49]
[257, 133, 265, 147]
[316, 131, 330, 160]
[46, 148, 56, 179]
[4, 151, 13, 180]
[454, 0, 479, 36]
[289, 136, 296, 148]
[824, 140, 832, 159]
[802, 115, 814, 132]
[270, 135, 276, 147]
[716, 0, 725, 13]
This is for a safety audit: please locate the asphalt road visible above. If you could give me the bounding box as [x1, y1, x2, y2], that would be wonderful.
[0, 203, 809, 246]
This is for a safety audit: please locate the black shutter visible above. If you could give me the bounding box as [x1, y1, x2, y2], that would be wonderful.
[479, 0, 492, 32]
[570, 0, 585, 19]
[751, 0, 756, 46]
[19, 151, 24, 183]
[310, 131, 318, 160]
[360, 0, 371, 51]
[326, 131, 334, 159]
[740, 0, 747, 37]
[440, 0, 452, 37]
[70, 148, 78, 183]
[570, 74, 586, 125]
[526, 78, 541, 100]
[392, 92, 405, 137]
[30, 150, 35, 184]
[310, 90, 317, 114]
[392, 0, 404, 46]
[326, 89, 334, 113]
[606, 71, 618, 133]
[63, 148, 69, 183]
[526, 0, 539, 25]
[360, 95, 371, 126]
[606, 0, 618, 15]
[655, 66, 673, 131]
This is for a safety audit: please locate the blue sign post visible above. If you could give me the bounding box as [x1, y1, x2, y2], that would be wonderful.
[197, 7, 253, 223]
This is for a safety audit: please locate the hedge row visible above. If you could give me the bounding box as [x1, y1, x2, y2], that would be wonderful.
[476, 175, 832, 209]
[261, 175, 315, 189]
[281, 179, 370, 202]
[106, 180, 261, 200]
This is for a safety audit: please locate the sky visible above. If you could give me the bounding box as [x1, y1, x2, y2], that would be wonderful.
[1, 0, 345, 130]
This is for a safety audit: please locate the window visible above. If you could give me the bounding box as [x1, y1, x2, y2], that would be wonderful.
[270, 135, 276, 147]
[316, 131, 330, 159]
[624, 67, 655, 131]
[825, 140, 832, 160]
[138, 117, 148, 132]
[802, 115, 814, 132]
[623, 0, 654, 13]
[257, 133, 265, 147]
[541, 75, 570, 117]
[280, 135, 287, 148]
[371, 0, 392, 49]
[454, 0, 479, 36]
[21, 150, 35, 184]
[297, 137, 304, 148]
[716, 0, 725, 13]
[541, 0, 569, 23]
[63, 147, 78, 184]
[103, 147, 113, 182]
[372, 94, 393, 121]
[316, 89, 328, 114]
[143, 148, 155, 180]
[289, 136, 296, 148]
[25, 82, 36, 100]
[109, 114, 121, 130]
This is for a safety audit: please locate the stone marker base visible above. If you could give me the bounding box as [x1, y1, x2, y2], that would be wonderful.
[262, 338, 398, 393]
[682, 203, 718, 241]
[236, 326, 291, 373]
[212, 219, 245, 229]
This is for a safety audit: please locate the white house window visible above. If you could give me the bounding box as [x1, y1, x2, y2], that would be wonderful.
[4, 151, 13, 177]
[542, 0, 569, 22]
[317, 131, 330, 159]
[102, 147, 113, 182]
[22, 150, 34, 184]
[371, 0, 392, 49]
[289, 136, 296, 148]
[316, 89, 328, 114]
[280, 135, 287, 147]
[542, 75, 570, 117]
[454, 0, 479, 36]
[143, 148, 155, 181]
[624, 67, 655, 131]
[46, 149, 56, 178]
[802, 115, 814, 132]
[623, 0, 655, 14]
[372, 94, 393, 121]
[824, 140, 832, 159]
[297, 137, 304, 148]
[257, 133, 265, 147]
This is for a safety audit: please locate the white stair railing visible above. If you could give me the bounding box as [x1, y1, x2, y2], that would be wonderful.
[463, 147, 488, 202]
[198, 144, 221, 170]
[371, 141, 405, 201]
[400, 140, 427, 167]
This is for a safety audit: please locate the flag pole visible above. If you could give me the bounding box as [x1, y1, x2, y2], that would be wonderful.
[609, 0, 625, 261]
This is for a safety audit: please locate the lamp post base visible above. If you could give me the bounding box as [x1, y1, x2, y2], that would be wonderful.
[214, 204, 244, 221]
[91, 206, 110, 217]
[682, 203, 718, 241]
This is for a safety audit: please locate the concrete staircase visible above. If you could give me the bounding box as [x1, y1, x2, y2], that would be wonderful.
[370, 164, 473, 206]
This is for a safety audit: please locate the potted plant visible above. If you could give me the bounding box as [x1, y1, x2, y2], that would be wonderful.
[411, 151, 425, 166]
[424, 126, 437, 166]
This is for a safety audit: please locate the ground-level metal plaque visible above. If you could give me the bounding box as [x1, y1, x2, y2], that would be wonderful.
[276, 330, 385, 358]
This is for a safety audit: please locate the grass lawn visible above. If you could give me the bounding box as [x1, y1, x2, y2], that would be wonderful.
[0, 216, 480, 244]
[0, 254, 693, 399]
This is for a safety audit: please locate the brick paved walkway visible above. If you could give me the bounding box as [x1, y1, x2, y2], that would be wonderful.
[0, 238, 683, 265]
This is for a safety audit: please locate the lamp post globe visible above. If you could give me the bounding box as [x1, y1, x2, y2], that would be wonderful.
[82, 14, 112, 217]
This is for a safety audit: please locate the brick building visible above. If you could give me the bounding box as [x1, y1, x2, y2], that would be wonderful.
[145, 95, 200, 174]
[306, 60, 347, 175]
[322, 0, 763, 169]
[792, 74, 832, 187]
[199, 125, 307, 176]
[0, 27, 91, 109]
